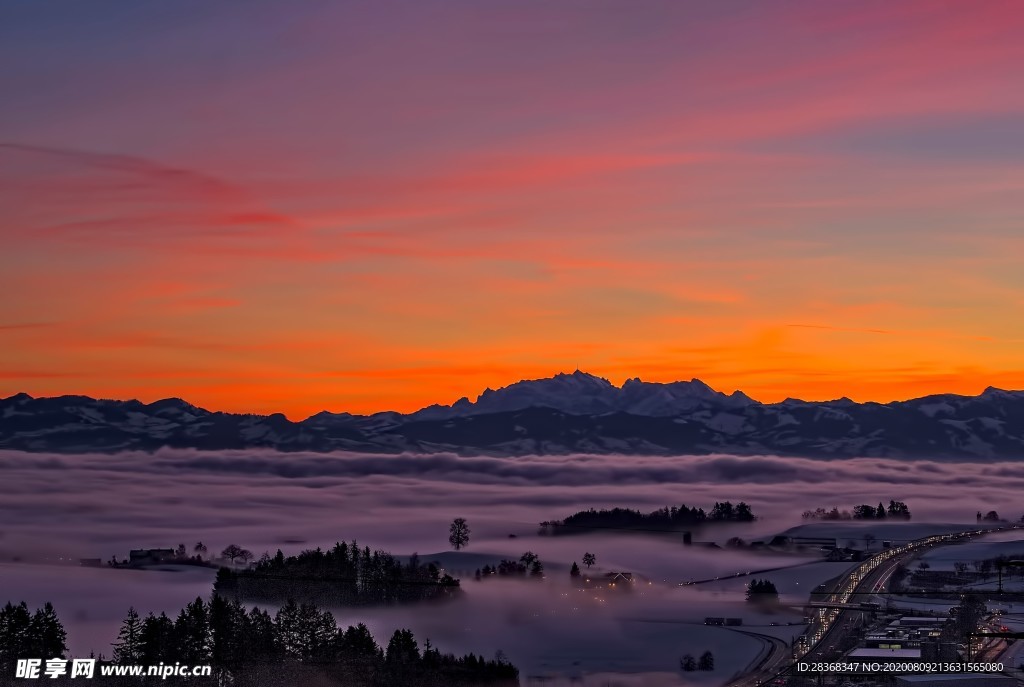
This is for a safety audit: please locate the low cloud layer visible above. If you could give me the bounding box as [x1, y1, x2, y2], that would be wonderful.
[2, 449, 1022, 561]
[2, 448, 1023, 677]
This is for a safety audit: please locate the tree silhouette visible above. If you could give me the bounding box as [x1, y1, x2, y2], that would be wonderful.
[6, 599, 519, 686]
[174, 597, 212, 663]
[570, 562, 581, 578]
[221, 544, 249, 565]
[0, 602, 32, 668]
[385, 628, 421, 684]
[29, 602, 67, 659]
[746, 579, 779, 604]
[112, 607, 143, 664]
[698, 650, 715, 671]
[680, 654, 696, 672]
[0, 601, 70, 670]
[449, 518, 471, 550]
[139, 612, 175, 664]
[582, 552, 596, 569]
[519, 551, 538, 568]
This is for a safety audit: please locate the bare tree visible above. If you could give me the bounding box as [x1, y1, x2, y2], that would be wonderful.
[449, 518, 471, 551]
[221, 544, 251, 565]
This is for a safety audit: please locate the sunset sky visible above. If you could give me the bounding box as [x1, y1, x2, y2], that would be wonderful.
[3, 0, 1024, 418]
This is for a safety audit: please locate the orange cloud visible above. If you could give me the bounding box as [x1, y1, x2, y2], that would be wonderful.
[4, 3, 1024, 416]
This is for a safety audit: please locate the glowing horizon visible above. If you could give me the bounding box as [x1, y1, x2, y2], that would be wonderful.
[3, 1, 1024, 418]
[3, 369, 1021, 423]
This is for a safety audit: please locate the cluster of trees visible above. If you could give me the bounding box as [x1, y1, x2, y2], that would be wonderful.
[102, 597, 518, 686]
[952, 554, 1024, 579]
[475, 553, 543, 579]
[220, 544, 255, 565]
[0, 602, 67, 671]
[569, 553, 597, 577]
[802, 500, 911, 521]
[679, 651, 714, 672]
[949, 594, 987, 642]
[540, 501, 755, 534]
[108, 542, 248, 568]
[163, 541, 214, 562]
[214, 542, 460, 607]
[977, 510, 1003, 522]
[745, 579, 779, 604]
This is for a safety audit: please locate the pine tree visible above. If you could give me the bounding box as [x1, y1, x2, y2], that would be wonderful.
[297, 603, 336, 660]
[570, 562, 581, 577]
[385, 629, 421, 683]
[174, 597, 211, 663]
[0, 602, 33, 668]
[243, 608, 280, 663]
[275, 599, 302, 658]
[386, 628, 420, 664]
[112, 607, 144, 664]
[30, 602, 67, 658]
[698, 650, 715, 671]
[139, 612, 175, 663]
[333, 623, 380, 683]
[209, 596, 249, 668]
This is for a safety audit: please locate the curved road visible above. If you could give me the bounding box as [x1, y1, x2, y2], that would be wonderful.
[728, 524, 1023, 687]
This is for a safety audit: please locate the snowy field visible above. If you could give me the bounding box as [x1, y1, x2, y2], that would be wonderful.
[779, 521, 1001, 545]
[917, 531, 1024, 571]
[3, 449, 1023, 684]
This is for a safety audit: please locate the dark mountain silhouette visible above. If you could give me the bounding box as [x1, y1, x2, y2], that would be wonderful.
[3, 371, 1024, 458]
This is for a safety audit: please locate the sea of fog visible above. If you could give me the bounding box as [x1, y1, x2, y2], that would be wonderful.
[2, 449, 1024, 685]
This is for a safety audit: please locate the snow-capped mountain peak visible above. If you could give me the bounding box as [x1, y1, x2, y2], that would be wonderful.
[5, 377, 1024, 460]
[407, 371, 752, 420]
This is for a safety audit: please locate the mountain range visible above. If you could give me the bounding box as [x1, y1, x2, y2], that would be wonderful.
[3, 371, 1024, 459]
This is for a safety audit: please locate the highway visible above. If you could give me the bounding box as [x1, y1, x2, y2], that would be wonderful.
[725, 629, 790, 686]
[727, 524, 1023, 687]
